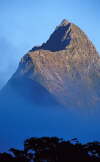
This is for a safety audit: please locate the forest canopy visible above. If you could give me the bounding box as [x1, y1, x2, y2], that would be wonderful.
[0, 136, 100, 161]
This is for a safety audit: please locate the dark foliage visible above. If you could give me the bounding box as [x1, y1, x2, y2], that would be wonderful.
[0, 137, 100, 161]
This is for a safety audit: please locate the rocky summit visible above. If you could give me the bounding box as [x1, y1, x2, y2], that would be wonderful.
[1, 19, 100, 110]
[0, 19, 100, 151]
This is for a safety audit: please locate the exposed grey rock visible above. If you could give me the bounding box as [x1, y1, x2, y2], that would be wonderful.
[1, 19, 100, 110]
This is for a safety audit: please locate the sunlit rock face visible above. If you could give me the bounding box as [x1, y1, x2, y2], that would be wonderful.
[13, 19, 100, 110]
[0, 19, 100, 151]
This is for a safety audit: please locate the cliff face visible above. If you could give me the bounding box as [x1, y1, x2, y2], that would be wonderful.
[1, 19, 100, 110]
[0, 19, 100, 151]
[12, 19, 100, 109]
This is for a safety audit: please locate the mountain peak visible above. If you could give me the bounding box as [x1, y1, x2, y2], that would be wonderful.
[30, 19, 99, 55]
[31, 19, 72, 52]
[1, 19, 100, 110]
[59, 19, 70, 26]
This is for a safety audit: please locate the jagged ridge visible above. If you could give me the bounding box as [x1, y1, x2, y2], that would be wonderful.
[13, 19, 100, 109]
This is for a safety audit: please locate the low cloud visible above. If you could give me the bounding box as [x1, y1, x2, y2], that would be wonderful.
[0, 37, 19, 88]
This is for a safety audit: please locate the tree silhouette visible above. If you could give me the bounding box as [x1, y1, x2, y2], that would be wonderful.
[0, 137, 100, 161]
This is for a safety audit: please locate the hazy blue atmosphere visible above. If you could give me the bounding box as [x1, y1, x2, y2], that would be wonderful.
[0, 0, 100, 153]
[0, 0, 100, 88]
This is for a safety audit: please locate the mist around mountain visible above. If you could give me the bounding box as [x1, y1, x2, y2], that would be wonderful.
[0, 19, 100, 152]
[15, 19, 100, 109]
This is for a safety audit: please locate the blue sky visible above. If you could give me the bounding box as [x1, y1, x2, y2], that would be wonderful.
[0, 0, 100, 88]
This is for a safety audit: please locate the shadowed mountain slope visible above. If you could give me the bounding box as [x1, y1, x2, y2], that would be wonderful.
[0, 19, 100, 151]
[11, 19, 100, 109]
